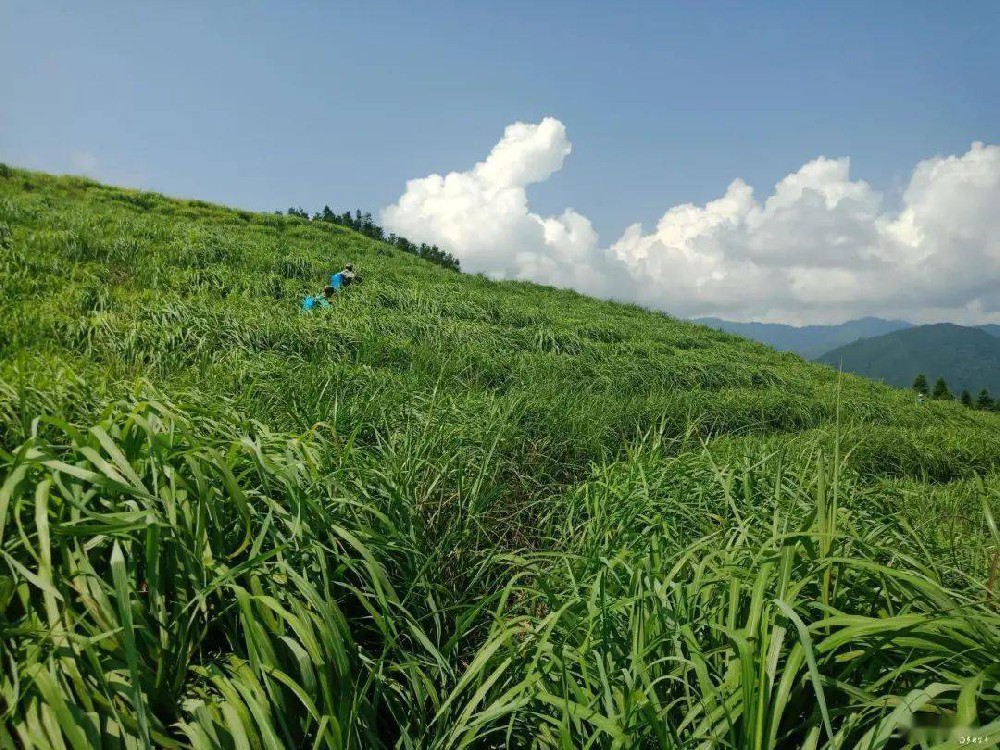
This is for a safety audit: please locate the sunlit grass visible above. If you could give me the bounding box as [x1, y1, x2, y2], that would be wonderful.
[1, 165, 998, 747]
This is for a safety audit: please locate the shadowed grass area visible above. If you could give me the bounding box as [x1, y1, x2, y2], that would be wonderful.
[1, 166, 998, 748]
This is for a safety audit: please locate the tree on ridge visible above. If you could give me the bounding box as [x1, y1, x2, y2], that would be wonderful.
[931, 377, 952, 400]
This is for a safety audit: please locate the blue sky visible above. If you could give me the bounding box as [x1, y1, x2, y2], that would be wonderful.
[2, 1, 995, 236]
[2, 1, 998, 323]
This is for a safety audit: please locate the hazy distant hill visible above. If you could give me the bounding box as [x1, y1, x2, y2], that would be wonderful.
[816, 324, 1000, 395]
[694, 317, 912, 359]
[695, 317, 1000, 359]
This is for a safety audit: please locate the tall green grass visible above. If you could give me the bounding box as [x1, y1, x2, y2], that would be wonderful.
[1, 166, 998, 747]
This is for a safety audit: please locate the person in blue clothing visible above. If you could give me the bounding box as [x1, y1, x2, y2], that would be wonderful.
[330, 264, 358, 290]
[302, 285, 337, 311]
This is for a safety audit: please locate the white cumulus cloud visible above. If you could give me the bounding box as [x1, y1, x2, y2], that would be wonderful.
[382, 119, 1000, 324]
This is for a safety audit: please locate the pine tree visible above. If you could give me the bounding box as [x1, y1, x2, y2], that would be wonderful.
[931, 377, 952, 400]
[960, 389, 972, 407]
[912, 373, 928, 394]
[977, 389, 994, 410]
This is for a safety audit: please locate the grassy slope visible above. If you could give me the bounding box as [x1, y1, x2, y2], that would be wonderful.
[1, 168, 998, 748]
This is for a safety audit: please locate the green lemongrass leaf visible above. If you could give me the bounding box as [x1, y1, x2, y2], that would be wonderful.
[110, 541, 151, 750]
[774, 599, 834, 744]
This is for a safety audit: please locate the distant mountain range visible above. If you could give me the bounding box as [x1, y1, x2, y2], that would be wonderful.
[694, 316, 1000, 395]
[816, 324, 1000, 395]
[695, 317, 1000, 360]
[694, 317, 912, 359]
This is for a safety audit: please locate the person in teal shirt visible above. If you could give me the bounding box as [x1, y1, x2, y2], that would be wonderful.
[302, 285, 336, 311]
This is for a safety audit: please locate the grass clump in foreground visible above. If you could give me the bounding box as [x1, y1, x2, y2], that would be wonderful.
[1, 166, 999, 748]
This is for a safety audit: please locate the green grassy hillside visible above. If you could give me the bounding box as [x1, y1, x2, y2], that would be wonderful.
[1, 167, 998, 748]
